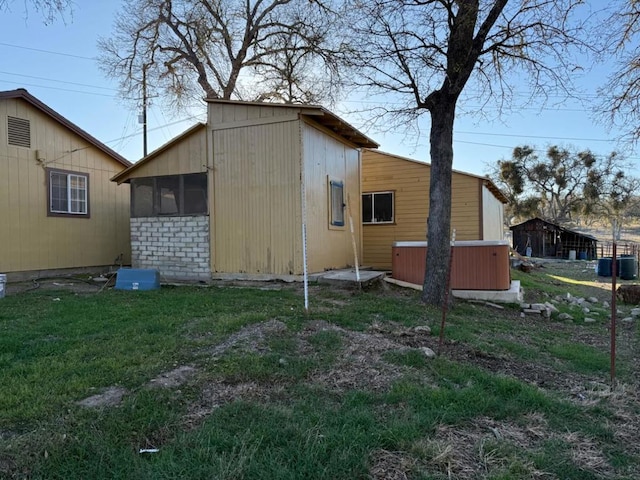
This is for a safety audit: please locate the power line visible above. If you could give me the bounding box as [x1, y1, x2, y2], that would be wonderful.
[454, 139, 640, 162]
[0, 41, 95, 60]
[0, 79, 115, 97]
[456, 130, 614, 143]
[0, 70, 117, 91]
[103, 116, 205, 146]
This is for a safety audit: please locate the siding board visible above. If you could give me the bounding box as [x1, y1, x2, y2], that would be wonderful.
[0, 96, 131, 274]
[362, 150, 505, 270]
[212, 120, 301, 275]
[302, 121, 361, 273]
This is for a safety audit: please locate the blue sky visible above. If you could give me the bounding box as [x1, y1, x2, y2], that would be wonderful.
[0, 1, 632, 177]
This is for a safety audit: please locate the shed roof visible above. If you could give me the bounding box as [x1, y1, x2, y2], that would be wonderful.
[0, 88, 131, 167]
[206, 99, 379, 149]
[363, 148, 509, 204]
[510, 217, 598, 241]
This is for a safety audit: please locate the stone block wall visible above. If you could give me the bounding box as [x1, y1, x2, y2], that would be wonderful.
[130, 216, 210, 280]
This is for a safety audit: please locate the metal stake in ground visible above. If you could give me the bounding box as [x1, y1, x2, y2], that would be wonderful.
[610, 219, 618, 387]
[438, 229, 455, 356]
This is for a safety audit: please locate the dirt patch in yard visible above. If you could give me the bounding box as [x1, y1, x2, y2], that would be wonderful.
[148, 366, 197, 389]
[77, 386, 128, 408]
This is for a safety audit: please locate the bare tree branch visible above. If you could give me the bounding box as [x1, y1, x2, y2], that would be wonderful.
[0, 0, 71, 24]
[98, 0, 342, 110]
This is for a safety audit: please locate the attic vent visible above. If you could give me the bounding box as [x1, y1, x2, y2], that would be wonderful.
[7, 116, 31, 148]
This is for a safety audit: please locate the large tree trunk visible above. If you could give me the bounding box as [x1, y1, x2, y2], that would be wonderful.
[421, 98, 456, 305]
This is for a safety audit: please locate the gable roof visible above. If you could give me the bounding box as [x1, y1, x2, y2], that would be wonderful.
[363, 148, 509, 204]
[206, 99, 379, 149]
[0, 88, 131, 167]
[111, 122, 206, 184]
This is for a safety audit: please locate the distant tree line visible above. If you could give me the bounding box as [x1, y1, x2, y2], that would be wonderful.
[489, 145, 640, 227]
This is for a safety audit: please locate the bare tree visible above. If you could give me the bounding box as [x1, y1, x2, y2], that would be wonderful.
[98, 0, 341, 110]
[341, 0, 592, 305]
[598, 1, 640, 144]
[0, 0, 71, 23]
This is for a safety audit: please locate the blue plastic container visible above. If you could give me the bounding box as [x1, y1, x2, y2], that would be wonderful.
[597, 258, 612, 277]
[114, 268, 160, 291]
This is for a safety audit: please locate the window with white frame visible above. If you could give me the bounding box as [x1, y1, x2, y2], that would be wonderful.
[329, 179, 345, 227]
[362, 191, 394, 224]
[47, 168, 89, 217]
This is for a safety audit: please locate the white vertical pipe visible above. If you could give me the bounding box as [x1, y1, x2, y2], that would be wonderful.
[299, 123, 309, 312]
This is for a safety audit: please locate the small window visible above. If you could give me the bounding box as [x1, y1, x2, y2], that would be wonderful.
[7, 116, 31, 148]
[362, 191, 394, 224]
[329, 179, 345, 227]
[47, 168, 89, 217]
[131, 173, 208, 217]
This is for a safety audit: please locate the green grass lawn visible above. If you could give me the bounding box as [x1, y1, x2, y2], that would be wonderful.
[1, 274, 639, 479]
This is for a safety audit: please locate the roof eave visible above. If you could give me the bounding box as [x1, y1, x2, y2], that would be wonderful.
[205, 98, 378, 149]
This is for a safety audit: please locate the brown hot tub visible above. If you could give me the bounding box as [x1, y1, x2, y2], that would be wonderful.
[392, 240, 511, 290]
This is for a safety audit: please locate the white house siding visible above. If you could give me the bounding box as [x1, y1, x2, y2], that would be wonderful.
[482, 184, 505, 240]
[130, 216, 210, 280]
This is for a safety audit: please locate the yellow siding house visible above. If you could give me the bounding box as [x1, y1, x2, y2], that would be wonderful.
[112, 100, 378, 280]
[0, 89, 132, 279]
[362, 149, 507, 270]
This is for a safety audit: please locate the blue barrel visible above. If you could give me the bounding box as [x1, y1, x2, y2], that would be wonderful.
[597, 257, 612, 277]
[578, 251, 587, 260]
[620, 255, 638, 280]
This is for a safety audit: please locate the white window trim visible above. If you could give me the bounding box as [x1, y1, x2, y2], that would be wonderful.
[363, 191, 395, 224]
[47, 168, 90, 217]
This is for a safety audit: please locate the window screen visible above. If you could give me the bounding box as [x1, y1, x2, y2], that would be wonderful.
[156, 176, 180, 215]
[183, 174, 208, 214]
[131, 173, 208, 217]
[132, 178, 154, 217]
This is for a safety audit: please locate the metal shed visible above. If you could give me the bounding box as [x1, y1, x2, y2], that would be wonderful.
[112, 100, 379, 281]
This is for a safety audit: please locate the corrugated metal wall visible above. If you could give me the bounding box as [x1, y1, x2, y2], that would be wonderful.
[302, 121, 362, 273]
[0, 98, 130, 273]
[211, 118, 302, 275]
